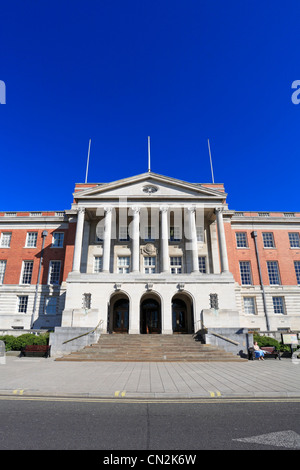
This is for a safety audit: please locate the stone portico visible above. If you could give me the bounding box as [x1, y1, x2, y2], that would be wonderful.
[60, 172, 240, 334]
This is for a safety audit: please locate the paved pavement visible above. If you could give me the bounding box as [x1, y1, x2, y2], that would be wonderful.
[1, 355, 300, 399]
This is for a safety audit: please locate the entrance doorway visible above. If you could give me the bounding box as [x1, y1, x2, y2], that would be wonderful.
[140, 298, 161, 334]
[112, 298, 129, 333]
[172, 294, 194, 334]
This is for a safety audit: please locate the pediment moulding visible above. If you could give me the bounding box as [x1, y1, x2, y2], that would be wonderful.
[72, 172, 227, 202]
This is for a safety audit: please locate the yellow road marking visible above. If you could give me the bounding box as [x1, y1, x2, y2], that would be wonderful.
[0, 395, 300, 404]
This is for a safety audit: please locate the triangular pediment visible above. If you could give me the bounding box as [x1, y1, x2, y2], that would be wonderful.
[73, 172, 226, 202]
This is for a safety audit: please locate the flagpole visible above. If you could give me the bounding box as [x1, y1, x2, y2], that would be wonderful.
[85, 139, 91, 183]
[148, 136, 151, 172]
[207, 139, 215, 184]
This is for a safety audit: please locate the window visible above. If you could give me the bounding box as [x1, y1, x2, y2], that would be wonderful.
[45, 297, 57, 315]
[119, 226, 129, 241]
[144, 256, 156, 273]
[236, 232, 248, 248]
[21, 261, 33, 284]
[239, 261, 252, 285]
[170, 227, 181, 242]
[263, 232, 275, 248]
[0, 232, 11, 248]
[52, 232, 64, 248]
[243, 297, 256, 315]
[267, 261, 281, 285]
[48, 261, 61, 285]
[289, 232, 300, 248]
[83, 293, 91, 309]
[94, 256, 102, 273]
[117, 256, 130, 273]
[272, 297, 285, 314]
[144, 226, 155, 241]
[0, 260, 6, 284]
[198, 256, 207, 273]
[18, 296, 28, 313]
[26, 232, 38, 248]
[196, 227, 205, 243]
[170, 256, 182, 274]
[294, 261, 300, 284]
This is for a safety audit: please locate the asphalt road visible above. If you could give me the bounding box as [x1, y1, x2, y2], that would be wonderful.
[1, 396, 300, 452]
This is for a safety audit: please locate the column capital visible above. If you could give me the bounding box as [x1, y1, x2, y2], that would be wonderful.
[104, 206, 113, 214]
[77, 207, 85, 214]
[160, 206, 169, 213]
[131, 206, 141, 215]
[214, 207, 224, 214]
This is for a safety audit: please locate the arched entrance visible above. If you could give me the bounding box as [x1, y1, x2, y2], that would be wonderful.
[140, 295, 161, 334]
[110, 295, 130, 333]
[172, 294, 194, 334]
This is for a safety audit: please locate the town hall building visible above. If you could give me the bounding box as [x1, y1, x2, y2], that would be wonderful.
[0, 171, 300, 350]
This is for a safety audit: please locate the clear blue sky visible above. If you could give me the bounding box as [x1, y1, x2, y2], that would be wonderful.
[1, 0, 300, 212]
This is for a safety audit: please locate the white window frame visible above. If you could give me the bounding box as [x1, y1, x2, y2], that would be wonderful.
[52, 232, 64, 248]
[272, 296, 285, 314]
[26, 232, 38, 248]
[144, 256, 156, 274]
[289, 232, 300, 248]
[117, 256, 130, 273]
[236, 232, 248, 248]
[267, 261, 281, 285]
[18, 295, 28, 313]
[48, 260, 61, 285]
[262, 232, 275, 248]
[170, 256, 182, 274]
[239, 261, 252, 285]
[21, 261, 34, 285]
[94, 256, 102, 273]
[0, 232, 12, 248]
[0, 260, 6, 284]
[295, 261, 300, 284]
[243, 297, 256, 315]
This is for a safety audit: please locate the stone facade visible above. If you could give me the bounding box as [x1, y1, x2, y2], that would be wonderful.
[0, 172, 299, 335]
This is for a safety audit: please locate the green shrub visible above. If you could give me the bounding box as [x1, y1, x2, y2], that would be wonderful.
[253, 333, 290, 352]
[0, 332, 49, 351]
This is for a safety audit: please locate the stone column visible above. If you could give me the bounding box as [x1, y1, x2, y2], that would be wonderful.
[72, 207, 85, 272]
[187, 207, 199, 273]
[131, 207, 140, 273]
[102, 207, 112, 273]
[215, 207, 229, 273]
[160, 206, 169, 273]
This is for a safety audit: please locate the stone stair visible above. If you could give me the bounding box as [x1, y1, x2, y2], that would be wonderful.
[55, 334, 247, 362]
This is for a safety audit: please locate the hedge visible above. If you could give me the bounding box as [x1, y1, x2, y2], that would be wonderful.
[0, 332, 50, 351]
[253, 333, 291, 352]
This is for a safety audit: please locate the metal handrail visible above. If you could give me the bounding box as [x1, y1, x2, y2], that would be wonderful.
[62, 319, 104, 344]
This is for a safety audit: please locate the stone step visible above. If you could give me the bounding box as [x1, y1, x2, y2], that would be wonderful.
[56, 333, 246, 362]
